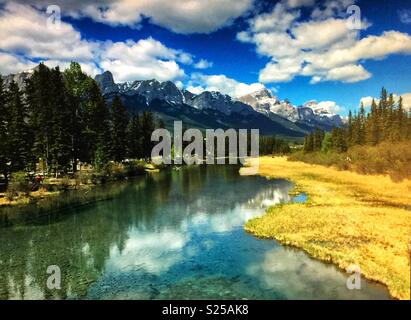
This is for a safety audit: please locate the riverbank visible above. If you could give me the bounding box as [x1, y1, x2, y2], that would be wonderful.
[0, 162, 160, 207]
[241, 156, 411, 300]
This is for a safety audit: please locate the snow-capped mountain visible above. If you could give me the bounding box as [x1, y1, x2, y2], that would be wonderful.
[238, 89, 343, 129]
[95, 71, 254, 116]
[238, 88, 299, 122]
[95, 71, 185, 104]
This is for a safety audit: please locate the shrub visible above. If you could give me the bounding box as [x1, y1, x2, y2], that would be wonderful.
[6, 171, 29, 200]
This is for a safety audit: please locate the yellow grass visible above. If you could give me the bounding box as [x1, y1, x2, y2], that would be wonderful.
[242, 156, 411, 300]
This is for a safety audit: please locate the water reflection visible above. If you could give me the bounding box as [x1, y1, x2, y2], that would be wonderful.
[0, 166, 390, 300]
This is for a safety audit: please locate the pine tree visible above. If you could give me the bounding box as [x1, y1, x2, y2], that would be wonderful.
[366, 99, 379, 145]
[313, 128, 324, 151]
[82, 80, 111, 164]
[63, 62, 89, 172]
[140, 112, 156, 161]
[49, 67, 72, 176]
[347, 110, 353, 146]
[331, 127, 347, 153]
[110, 95, 128, 162]
[8, 81, 30, 172]
[0, 76, 9, 179]
[303, 133, 314, 152]
[25, 63, 54, 174]
[127, 113, 142, 159]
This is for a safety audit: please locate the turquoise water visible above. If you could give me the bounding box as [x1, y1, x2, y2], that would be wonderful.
[0, 166, 390, 299]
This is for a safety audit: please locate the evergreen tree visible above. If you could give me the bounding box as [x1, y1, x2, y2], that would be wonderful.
[303, 133, 314, 152]
[140, 112, 156, 161]
[127, 113, 142, 159]
[63, 62, 89, 172]
[82, 80, 111, 164]
[25, 63, 54, 174]
[49, 67, 72, 176]
[110, 95, 129, 162]
[331, 127, 347, 153]
[0, 77, 9, 179]
[366, 99, 379, 145]
[313, 128, 325, 151]
[8, 81, 30, 172]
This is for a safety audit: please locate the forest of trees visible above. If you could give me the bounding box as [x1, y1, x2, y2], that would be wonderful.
[296, 88, 411, 180]
[303, 88, 411, 153]
[259, 135, 291, 155]
[0, 62, 161, 182]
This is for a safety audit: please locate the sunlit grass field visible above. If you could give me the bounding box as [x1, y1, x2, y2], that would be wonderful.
[242, 157, 411, 300]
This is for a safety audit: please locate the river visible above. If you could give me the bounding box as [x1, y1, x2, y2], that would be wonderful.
[0, 165, 390, 299]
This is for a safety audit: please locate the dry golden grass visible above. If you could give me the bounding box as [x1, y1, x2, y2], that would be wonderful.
[242, 156, 411, 300]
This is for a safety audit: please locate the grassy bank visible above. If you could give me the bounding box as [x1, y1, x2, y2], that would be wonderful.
[241, 156, 411, 300]
[0, 161, 158, 207]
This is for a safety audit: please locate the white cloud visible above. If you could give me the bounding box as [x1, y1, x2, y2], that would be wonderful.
[186, 85, 206, 95]
[188, 73, 265, 98]
[0, 2, 95, 61]
[6, 0, 254, 34]
[0, 52, 35, 75]
[0, 3, 218, 83]
[238, 1, 411, 84]
[315, 101, 342, 114]
[194, 59, 213, 69]
[311, 64, 372, 83]
[293, 18, 358, 50]
[360, 96, 378, 108]
[401, 93, 411, 111]
[259, 57, 303, 83]
[306, 31, 411, 70]
[100, 38, 186, 82]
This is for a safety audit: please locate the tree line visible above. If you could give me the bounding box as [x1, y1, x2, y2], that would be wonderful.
[303, 88, 411, 153]
[0, 62, 163, 181]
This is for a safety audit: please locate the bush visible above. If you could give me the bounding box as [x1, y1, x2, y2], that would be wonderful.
[290, 141, 411, 181]
[6, 171, 29, 200]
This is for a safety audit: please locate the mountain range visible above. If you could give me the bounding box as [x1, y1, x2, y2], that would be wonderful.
[2, 67, 345, 139]
[95, 71, 344, 138]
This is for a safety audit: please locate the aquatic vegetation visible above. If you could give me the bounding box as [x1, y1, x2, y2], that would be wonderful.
[242, 156, 411, 300]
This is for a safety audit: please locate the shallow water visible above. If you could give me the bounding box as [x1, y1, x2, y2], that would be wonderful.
[0, 166, 390, 299]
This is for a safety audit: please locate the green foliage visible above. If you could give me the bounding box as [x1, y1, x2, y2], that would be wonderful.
[6, 171, 29, 200]
[110, 95, 128, 162]
[0, 76, 9, 179]
[321, 132, 333, 153]
[260, 135, 291, 155]
[2, 63, 163, 183]
[297, 87, 411, 180]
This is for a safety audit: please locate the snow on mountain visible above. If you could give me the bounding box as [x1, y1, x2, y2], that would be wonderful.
[238, 89, 343, 128]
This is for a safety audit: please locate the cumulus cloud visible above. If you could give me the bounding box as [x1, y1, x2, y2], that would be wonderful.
[360, 96, 378, 108]
[100, 38, 186, 82]
[238, 1, 411, 84]
[194, 59, 213, 69]
[188, 73, 265, 98]
[315, 101, 343, 114]
[310, 64, 372, 83]
[0, 3, 214, 83]
[3, 0, 254, 34]
[0, 2, 95, 61]
[0, 52, 35, 75]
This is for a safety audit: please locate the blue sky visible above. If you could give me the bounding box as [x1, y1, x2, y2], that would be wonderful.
[0, 0, 410, 115]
